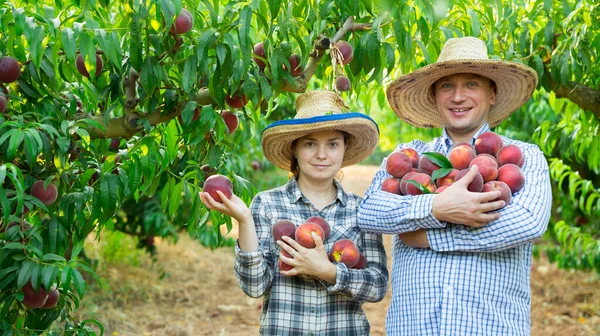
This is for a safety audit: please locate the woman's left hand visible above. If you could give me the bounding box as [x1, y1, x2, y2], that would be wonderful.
[277, 233, 337, 284]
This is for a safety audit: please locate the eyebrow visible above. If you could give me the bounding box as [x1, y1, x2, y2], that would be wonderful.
[301, 137, 343, 141]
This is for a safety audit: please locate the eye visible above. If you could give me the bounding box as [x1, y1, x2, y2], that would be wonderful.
[467, 81, 479, 87]
[328, 142, 339, 148]
[439, 82, 452, 89]
[304, 141, 315, 147]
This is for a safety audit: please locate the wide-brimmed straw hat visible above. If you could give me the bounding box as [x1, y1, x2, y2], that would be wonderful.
[386, 37, 538, 128]
[262, 90, 379, 171]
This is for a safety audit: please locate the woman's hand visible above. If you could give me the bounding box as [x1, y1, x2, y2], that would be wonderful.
[199, 191, 252, 224]
[277, 233, 337, 284]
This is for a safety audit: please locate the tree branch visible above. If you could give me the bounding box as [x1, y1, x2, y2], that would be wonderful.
[552, 83, 600, 119]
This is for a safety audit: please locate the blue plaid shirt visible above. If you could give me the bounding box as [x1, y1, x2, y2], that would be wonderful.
[235, 177, 388, 335]
[358, 123, 552, 336]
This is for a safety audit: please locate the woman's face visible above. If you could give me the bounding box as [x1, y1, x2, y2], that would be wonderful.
[293, 130, 346, 183]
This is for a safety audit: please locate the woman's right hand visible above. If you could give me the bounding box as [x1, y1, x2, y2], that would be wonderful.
[199, 191, 252, 224]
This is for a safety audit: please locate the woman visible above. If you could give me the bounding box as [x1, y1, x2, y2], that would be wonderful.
[200, 90, 388, 335]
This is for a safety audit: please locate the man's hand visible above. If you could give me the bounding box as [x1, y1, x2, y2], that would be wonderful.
[432, 165, 505, 228]
[398, 229, 430, 248]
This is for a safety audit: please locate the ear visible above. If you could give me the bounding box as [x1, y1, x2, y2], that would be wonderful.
[489, 87, 497, 106]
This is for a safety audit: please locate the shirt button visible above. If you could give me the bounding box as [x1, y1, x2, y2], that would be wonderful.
[311, 307, 315, 313]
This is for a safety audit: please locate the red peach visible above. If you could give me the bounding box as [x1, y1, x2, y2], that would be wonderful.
[41, 287, 60, 309]
[405, 173, 437, 196]
[253, 42, 267, 69]
[474, 132, 503, 156]
[482, 181, 512, 206]
[435, 169, 459, 188]
[203, 174, 233, 203]
[455, 169, 484, 192]
[75, 53, 103, 78]
[399, 148, 420, 168]
[329, 239, 360, 268]
[221, 111, 239, 134]
[497, 164, 525, 194]
[448, 143, 477, 170]
[279, 249, 294, 271]
[353, 253, 367, 269]
[418, 152, 443, 176]
[386, 152, 413, 178]
[399, 172, 418, 195]
[21, 282, 49, 309]
[335, 76, 351, 91]
[285, 54, 303, 77]
[251, 160, 262, 171]
[305, 216, 331, 240]
[381, 177, 401, 195]
[469, 154, 499, 182]
[272, 220, 296, 242]
[0, 56, 21, 83]
[31, 180, 58, 205]
[295, 222, 325, 248]
[335, 41, 354, 65]
[496, 144, 525, 167]
[225, 94, 248, 109]
[170, 8, 193, 34]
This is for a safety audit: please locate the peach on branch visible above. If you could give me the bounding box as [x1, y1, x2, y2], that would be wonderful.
[203, 174, 233, 203]
[285, 54, 303, 76]
[399, 148, 420, 168]
[469, 154, 498, 182]
[305, 216, 331, 240]
[353, 253, 367, 269]
[170, 8, 193, 34]
[21, 282, 49, 309]
[482, 181, 512, 206]
[455, 168, 484, 192]
[251, 160, 262, 171]
[448, 143, 477, 170]
[75, 53, 103, 78]
[0, 93, 7, 113]
[474, 131, 503, 155]
[295, 222, 325, 248]
[225, 93, 248, 109]
[496, 144, 525, 167]
[329, 239, 360, 268]
[109, 137, 121, 151]
[0, 56, 21, 83]
[41, 287, 60, 309]
[405, 173, 437, 195]
[31, 180, 58, 205]
[381, 177, 401, 195]
[178, 108, 201, 125]
[253, 42, 267, 69]
[221, 111, 239, 134]
[435, 169, 458, 188]
[497, 164, 525, 194]
[335, 76, 351, 91]
[200, 164, 216, 179]
[272, 220, 296, 242]
[386, 152, 412, 178]
[335, 41, 354, 65]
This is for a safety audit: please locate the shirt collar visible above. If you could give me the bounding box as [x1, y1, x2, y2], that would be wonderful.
[287, 177, 347, 206]
[441, 123, 491, 150]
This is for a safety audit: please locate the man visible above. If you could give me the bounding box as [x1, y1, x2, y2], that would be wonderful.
[357, 37, 552, 335]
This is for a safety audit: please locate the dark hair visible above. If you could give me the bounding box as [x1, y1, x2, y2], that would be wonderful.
[290, 131, 351, 181]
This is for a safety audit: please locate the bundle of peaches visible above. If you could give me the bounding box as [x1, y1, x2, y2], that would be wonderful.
[381, 131, 525, 206]
[272, 217, 367, 272]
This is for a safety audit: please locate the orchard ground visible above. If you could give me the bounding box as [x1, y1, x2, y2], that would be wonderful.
[74, 165, 600, 336]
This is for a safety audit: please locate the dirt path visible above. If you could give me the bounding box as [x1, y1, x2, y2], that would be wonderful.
[77, 165, 600, 336]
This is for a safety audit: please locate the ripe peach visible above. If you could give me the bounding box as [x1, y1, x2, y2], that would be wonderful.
[221, 111, 239, 134]
[405, 173, 437, 195]
[170, 8, 193, 34]
[399, 148, 419, 168]
[200, 164, 216, 179]
[31, 180, 58, 205]
[329, 239, 360, 268]
[225, 94, 248, 109]
[75, 53, 103, 78]
[474, 131, 503, 155]
[435, 169, 458, 188]
[295, 222, 325, 248]
[203, 174, 233, 203]
[386, 152, 412, 178]
[253, 42, 267, 69]
[469, 154, 498, 182]
[41, 287, 60, 309]
[381, 177, 401, 195]
[279, 249, 294, 271]
[285, 54, 303, 76]
[305, 216, 331, 240]
[272, 220, 296, 242]
[0, 56, 21, 83]
[335, 41, 354, 65]
[455, 169, 484, 192]
[448, 143, 477, 170]
[497, 164, 525, 194]
[418, 153, 443, 176]
[109, 137, 121, 151]
[399, 172, 418, 195]
[335, 76, 351, 91]
[496, 144, 525, 167]
[21, 282, 49, 309]
[0, 93, 7, 113]
[353, 253, 367, 269]
[482, 181, 512, 206]
[251, 160, 262, 171]
[178, 108, 201, 125]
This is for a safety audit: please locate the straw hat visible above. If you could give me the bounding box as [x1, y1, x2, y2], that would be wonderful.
[386, 37, 538, 128]
[261, 90, 379, 171]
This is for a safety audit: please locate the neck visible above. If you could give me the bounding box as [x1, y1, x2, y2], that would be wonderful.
[447, 131, 475, 145]
[296, 175, 336, 197]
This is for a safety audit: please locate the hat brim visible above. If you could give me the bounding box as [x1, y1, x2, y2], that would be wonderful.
[386, 59, 538, 128]
[261, 113, 380, 171]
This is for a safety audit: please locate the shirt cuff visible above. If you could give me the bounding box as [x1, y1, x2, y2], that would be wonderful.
[324, 263, 349, 293]
[235, 240, 263, 266]
[427, 226, 456, 252]
[410, 194, 447, 229]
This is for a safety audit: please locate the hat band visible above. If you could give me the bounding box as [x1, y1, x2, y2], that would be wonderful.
[262, 112, 380, 133]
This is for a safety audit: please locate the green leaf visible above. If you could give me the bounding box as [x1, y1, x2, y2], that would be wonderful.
[3, 242, 26, 250]
[42, 254, 67, 262]
[267, 0, 281, 19]
[42, 265, 59, 292]
[431, 168, 454, 181]
[168, 181, 183, 218]
[422, 152, 452, 169]
[17, 261, 35, 290]
[468, 8, 480, 37]
[406, 180, 433, 194]
[71, 268, 86, 297]
[61, 28, 77, 62]
[100, 174, 118, 215]
[129, 13, 143, 71]
[238, 6, 252, 54]
[182, 56, 198, 93]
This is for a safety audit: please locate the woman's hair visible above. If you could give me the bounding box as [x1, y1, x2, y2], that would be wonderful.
[290, 131, 350, 182]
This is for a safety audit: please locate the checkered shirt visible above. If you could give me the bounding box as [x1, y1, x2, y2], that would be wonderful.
[234, 177, 388, 335]
[357, 123, 552, 336]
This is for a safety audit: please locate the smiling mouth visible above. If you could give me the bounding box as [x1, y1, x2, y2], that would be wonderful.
[449, 107, 472, 115]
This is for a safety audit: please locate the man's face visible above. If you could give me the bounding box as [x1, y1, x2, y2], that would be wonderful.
[433, 73, 496, 138]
